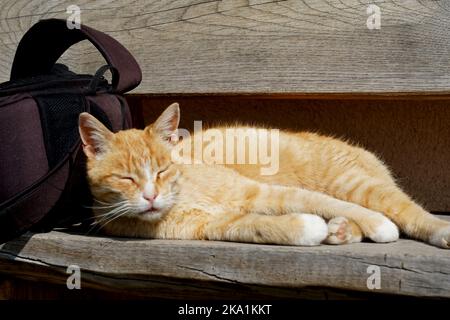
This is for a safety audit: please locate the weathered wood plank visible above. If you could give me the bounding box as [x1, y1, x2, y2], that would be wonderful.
[1, 1, 450, 93]
[1, 215, 449, 299]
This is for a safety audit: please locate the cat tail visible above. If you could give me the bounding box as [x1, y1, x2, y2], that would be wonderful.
[334, 174, 450, 248]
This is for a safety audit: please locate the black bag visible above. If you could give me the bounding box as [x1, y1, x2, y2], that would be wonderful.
[0, 19, 142, 243]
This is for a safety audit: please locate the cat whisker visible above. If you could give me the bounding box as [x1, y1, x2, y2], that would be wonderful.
[86, 204, 131, 235]
[93, 207, 129, 219]
[93, 199, 117, 206]
[95, 208, 131, 232]
[86, 199, 128, 210]
[82, 201, 130, 225]
[93, 206, 130, 225]
[80, 209, 125, 224]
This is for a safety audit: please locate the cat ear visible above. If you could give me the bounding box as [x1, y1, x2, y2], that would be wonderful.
[78, 112, 113, 159]
[152, 103, 180, 144]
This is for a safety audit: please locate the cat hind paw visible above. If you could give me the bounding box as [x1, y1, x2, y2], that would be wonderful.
[324, 217, 362, 245]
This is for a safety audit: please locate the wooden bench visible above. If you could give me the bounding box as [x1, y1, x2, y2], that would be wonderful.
[1, 0, 450, 299]
[1, 216, 450, 299]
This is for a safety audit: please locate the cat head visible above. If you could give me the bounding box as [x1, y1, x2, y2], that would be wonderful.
[78, 103, 181, 224]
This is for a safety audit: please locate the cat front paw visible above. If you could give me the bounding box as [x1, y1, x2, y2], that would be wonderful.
[294, 214, 328, 246]
[368, 217, 399, 243]
[429, 226, 450, 248]
[324, 217, 362, 245]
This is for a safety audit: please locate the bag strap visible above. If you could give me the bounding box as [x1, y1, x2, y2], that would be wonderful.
[10, 19, 141, 93]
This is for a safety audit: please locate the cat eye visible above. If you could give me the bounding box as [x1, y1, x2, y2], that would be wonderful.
[120, 176, 136, 184]
[156, 165, 170, 179]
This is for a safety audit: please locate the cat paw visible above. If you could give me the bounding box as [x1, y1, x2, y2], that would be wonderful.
[324, 217, 362, 245]
[429, 226, 450, 248]
[367, 217, 399, 243]
[294, 214, 328, 246]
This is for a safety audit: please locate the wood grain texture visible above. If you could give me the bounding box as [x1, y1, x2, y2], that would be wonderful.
[1, 216, 450, 299]
[1, 1, 450, 93]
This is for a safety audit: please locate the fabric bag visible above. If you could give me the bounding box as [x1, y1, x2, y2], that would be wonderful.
[0, 19, 142, 243]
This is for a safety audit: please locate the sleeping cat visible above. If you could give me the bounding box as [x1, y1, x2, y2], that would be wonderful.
[78, 103, 450, 248]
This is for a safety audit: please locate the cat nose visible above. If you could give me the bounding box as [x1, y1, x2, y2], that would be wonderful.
[143, 193, 158, 203]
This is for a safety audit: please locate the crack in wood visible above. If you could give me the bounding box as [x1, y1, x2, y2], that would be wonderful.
[176, 264, 241, 284]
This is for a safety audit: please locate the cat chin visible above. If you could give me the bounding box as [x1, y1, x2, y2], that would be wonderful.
[135, 209, 166, 222]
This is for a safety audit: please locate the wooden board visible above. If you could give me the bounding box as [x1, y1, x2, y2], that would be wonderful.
[1, 1, 450, 93]
[1, 215, 449, 299]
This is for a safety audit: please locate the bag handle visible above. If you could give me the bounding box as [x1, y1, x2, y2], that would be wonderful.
[10, 19, 141, 93]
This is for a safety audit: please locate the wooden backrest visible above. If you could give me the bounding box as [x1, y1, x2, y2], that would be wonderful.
[1, 0, 449, 94]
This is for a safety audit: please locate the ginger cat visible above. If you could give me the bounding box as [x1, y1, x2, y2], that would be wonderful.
[78, 103, 450, 248]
